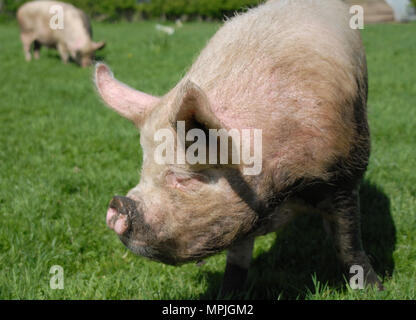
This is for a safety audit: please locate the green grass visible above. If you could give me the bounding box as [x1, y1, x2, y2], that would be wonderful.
[0, 20, 415, 300]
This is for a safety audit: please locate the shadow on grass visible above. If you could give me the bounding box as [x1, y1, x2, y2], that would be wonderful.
[199, 180, 396, 299]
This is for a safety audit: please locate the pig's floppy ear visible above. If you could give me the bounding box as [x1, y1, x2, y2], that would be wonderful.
[94, 63, 160, 124]
[170, 80, 223, 130]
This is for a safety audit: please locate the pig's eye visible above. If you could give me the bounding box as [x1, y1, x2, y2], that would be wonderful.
[165, 171, 208, 192]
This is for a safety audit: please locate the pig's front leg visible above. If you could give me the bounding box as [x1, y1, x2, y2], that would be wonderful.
[326, 187, 383, 290]
[57, 43, 69, 64]
[20, 33, 33, 61]
[220, 237, 255, 296]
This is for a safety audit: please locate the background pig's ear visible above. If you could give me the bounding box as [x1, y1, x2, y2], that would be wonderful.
[92, 41, 106, 52]
[170, 80, 223, 130]
[95, 63, 160, 125]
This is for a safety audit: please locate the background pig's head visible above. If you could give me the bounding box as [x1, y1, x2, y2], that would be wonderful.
[95, 64, 259, 265]
[73, 41, 106, 67]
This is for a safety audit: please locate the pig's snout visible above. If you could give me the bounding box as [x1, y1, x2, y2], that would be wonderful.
[106, 196, 137, 235]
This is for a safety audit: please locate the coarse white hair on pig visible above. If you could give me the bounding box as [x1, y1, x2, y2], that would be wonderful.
[94, 0, 382, 295]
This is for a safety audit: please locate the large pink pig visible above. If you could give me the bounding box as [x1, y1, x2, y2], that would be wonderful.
[17, 1, 105, 67]
[95, 0, 382, 294]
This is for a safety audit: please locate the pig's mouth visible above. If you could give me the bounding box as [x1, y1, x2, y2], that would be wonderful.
[106, 196, 179, 265]
[117, 235, 178, 265]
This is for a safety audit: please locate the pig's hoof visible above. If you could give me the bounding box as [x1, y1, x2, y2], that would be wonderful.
[106, 196, 135, 236]
[219, 264, 248, 298]
[365, 272, 384, 291]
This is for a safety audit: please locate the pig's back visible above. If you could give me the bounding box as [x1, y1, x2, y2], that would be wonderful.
[187, 0, 368, 181]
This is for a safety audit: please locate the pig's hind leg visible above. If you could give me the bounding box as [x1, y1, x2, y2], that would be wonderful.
[33, 41, 41, 60]
[220, 237, 255, 297]
[324, 187, 383, 290]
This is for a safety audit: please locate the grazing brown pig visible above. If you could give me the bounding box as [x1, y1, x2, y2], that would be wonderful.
[17, 1, 105, 67]
[95, 0, 382, 294]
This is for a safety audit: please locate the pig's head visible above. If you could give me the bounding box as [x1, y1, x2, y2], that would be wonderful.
[95, 64, 260, 265]
[75, 41, 106, 68]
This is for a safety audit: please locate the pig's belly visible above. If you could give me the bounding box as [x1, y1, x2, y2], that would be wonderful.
[34, 29, 57, 46]
[252, 198, 326, 236]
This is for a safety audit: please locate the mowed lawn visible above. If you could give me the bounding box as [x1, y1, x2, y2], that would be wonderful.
[0, 20, 415, 300]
